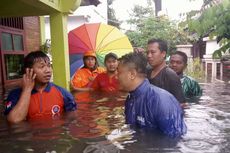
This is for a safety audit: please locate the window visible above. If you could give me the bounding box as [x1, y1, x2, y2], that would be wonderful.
[1, 31, 25, 81]
[1, 32, 23, 51]
[1, 33, 13, 51]
[4, 54, 24, 80]
[13, 34, 24, 51]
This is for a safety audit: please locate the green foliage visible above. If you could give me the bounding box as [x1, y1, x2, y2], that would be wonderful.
[127, 2, 154, 28]
[185, 58, 205, 80]
[126, 16, 189, 53]
[40, 39, 51, 54]
[186, 0, 230, 58]
[125, 1, 191, 53]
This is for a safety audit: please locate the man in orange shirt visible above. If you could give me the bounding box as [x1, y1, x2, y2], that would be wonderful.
[90, 53, 119, 92]
[71, 51, 105, 91]
[4, 51, 77, 123]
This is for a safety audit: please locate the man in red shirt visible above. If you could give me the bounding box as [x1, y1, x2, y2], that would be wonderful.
[90, 53, 119, 92]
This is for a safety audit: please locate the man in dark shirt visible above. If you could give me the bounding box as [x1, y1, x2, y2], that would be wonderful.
[146, 38, 186, 104]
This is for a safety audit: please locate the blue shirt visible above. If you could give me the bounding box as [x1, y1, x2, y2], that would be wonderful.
[125, 79, 187, 137]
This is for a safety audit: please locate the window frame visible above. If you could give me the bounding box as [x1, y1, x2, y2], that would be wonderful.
[0, 27, 26, 84]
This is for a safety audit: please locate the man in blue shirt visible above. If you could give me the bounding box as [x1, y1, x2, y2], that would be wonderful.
[117, 52, 187, 137]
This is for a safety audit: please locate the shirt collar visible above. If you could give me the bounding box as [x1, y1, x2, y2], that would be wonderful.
[31, 82, 52, 94]
[129, 79, 149, 98]
[178, 73, 184, 79]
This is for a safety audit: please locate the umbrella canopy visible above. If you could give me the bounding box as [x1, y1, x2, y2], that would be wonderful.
[68, 23, 133, 77]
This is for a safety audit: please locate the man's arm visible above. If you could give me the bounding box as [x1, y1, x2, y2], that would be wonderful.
[71, 74, 100, 92]
[70, 70, 94, 91]
[155, 95, 187, 137]
[7, 68, 36, 123]
[182, 76, 202, 98]
[190, 79, 202, 97]
[89, 75, 100, 91]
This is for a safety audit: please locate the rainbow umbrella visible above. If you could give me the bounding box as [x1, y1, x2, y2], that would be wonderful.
[68, 23, 133, 77]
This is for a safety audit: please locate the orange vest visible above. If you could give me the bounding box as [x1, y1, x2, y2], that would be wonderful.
[71, 67, 105, 88]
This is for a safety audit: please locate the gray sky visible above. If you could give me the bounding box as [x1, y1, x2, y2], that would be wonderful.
[112, 0, 203, 30]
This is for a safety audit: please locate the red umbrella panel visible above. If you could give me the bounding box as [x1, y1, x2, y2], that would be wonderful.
[68, 23, 133, 77]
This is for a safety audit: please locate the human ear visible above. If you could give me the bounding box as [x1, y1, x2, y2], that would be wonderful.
[129, 69, 137, 80]
[162, 51, 167, 59]
[184, 64, 188, 70]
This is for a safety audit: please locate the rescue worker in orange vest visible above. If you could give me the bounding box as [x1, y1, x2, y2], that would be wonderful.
[71, 51, 105, 91]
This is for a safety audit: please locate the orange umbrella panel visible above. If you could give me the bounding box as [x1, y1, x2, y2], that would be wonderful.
[68, 23, 133, 75]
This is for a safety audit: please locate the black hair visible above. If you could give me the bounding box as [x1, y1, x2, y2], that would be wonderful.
[119, 52, 147, 75]
[24, 51, 50, 70]
[104, 52, 118, 63]
[82, 56, 99, 70]
[170, 51, 188, 64]
[147, 38, 168, 53]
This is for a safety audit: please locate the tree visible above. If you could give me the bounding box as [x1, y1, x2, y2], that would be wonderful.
[126, 1, 189, 54]
[186, 0, 230, 58]
[107, 0, 120, 28]
[127, 1, 154, 29]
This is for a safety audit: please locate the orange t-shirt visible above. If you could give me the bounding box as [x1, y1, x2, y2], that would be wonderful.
[71, 67, 105, 88]
[90, 72, 119, 92]
[4, 83, 77, 119]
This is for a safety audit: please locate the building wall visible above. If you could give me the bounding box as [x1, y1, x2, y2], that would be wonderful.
[206, 40, 220, 55]
[0, 17, 40, 101]
[202, 37, 225, 79]
[44, 0, 108, 39]
[24, 17, 41, 52]
[203, 37, 220, 58]
[176, 45, 193, 58]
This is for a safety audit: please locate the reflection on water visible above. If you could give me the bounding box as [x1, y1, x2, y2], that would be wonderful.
[0, 82, 230, 153]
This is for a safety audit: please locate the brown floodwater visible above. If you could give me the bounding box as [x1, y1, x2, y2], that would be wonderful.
[0, 81, 229, 153]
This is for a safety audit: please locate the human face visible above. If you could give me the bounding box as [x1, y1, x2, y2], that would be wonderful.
[147, 42, 166, 67]
[105, 57, 118, 73]
[169, 54, 186, 75]
[32, 58, 52, 84]
[117, 63, 132, 92]
[85, 56, 96, 69]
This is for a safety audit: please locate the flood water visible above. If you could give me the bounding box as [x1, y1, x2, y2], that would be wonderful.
[0, 80, 230, 153]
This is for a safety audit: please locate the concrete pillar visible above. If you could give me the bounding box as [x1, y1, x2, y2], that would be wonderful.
[50, 13, 70, 90]
[212, 62, 216, 77]
[220, 62, 223, 80]
[39, 16, 46, 45]
[205, 62, 208, 77]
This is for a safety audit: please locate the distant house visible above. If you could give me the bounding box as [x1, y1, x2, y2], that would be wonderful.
[202, 37, 224, 78]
